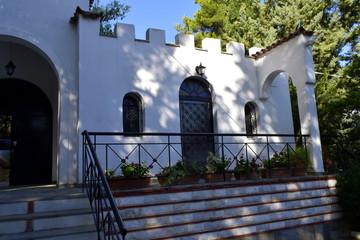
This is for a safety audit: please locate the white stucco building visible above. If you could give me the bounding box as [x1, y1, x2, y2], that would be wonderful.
[0, 0, 324, 186]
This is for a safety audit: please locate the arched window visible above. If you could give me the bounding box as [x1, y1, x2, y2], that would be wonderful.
[245, 102, 257, 135]
[123, 92, 143, 133]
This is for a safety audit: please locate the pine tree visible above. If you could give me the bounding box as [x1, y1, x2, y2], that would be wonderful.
[91, 0, 130, 35]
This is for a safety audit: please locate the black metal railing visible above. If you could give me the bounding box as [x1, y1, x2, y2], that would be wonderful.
[82, 130, 127, 240]
[84, 132, 311, 178]
[321, 134, 356, 173]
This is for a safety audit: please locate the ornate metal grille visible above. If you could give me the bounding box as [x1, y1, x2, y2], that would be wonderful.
[123, 93, 143, 133]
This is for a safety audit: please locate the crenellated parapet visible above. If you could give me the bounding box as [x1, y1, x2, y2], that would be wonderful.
[113, 22, 248, 57]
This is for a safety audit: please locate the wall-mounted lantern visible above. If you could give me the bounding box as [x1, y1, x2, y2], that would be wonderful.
[195, 63, 206, 76]
[5, 43, 16, 76]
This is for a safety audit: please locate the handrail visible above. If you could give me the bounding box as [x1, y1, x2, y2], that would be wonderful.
[86, 132, 310, 137]
[82, 130, 127, 240]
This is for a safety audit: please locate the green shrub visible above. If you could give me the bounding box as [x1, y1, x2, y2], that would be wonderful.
[120, 161, 150, 177]
[159, 160, 204, 185]
[336, 164, 360, 230]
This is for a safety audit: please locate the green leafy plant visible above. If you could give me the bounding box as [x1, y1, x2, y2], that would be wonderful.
[206, 152, 230, 174]
[105, 168, 116, 178]
[234, 155, 260, 177]
[120, 161, 150, 177]
[289, 147, 312, 170]
[159, 160, 204, 185]
[263, 152, 288, 168]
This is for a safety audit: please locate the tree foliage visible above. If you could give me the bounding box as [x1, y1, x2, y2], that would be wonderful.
[177, 0, 360, 164]
[91, 0, 130, 35]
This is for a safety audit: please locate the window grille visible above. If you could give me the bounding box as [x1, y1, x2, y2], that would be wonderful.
[245, 102, 257, 135]
[123, 93, 143, 133]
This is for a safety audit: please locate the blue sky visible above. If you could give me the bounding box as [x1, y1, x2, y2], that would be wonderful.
[103, 0, 200, 43]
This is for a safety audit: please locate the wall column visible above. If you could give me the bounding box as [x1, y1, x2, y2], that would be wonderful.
[296, 77, 324, 173]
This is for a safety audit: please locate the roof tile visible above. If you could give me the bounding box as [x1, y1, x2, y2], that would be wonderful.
[69, 6, 102, 24]
[252, 27, 313, 59]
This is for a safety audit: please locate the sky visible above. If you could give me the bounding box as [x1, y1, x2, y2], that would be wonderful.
[102, 0, 200, 43]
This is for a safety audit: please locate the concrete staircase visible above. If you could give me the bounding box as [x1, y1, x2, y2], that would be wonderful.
[0, 176, 349, 240]
[114, 176, 347, 240]
[0, 185, 97, 240]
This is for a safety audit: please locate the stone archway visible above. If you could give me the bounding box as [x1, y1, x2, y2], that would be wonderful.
[0, 40, 60, 186]
[179, 76, 215, 166]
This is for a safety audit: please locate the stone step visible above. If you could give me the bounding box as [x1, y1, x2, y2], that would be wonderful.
[119, 188, 337, 220]
[127, 212, 342, 240]
[116, 178, 337, 208]
[123, 196, 339, 230]
[0, 186, 97, 240]
[113, 177, 342, 240]
[0, 225, 97, 240]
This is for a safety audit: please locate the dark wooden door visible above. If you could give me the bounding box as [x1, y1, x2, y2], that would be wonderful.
[0, 79, 52, 185]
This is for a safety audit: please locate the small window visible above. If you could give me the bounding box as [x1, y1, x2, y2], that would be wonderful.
[245, 102, 257, 135]
[123, 93, 143, 133]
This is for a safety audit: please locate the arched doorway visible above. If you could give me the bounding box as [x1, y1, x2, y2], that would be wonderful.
[179, 77, 214, 166]
[0, 79, 52, 185]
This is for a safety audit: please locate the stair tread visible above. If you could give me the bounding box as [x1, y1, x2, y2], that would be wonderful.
[0, 208, 92, 222]
[0, 225, 96, 240]
[125, 203, 340, 231]
[126, 211, 342, 240]
[0, 185, 86, 204]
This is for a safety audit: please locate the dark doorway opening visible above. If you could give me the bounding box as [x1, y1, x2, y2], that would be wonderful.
[0, 79, 52, 186]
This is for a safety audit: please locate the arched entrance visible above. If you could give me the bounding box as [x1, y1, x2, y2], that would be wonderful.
[0, 79, 52, 185]
[179, 77, 214, 166]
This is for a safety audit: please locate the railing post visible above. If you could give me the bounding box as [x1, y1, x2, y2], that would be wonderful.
[168, 135, 171, 167]
[106, 144, 108, 175]
[245, 143, 249, 161]
[266, 135, 271, 178]
[221, 135, 226, 181]
[138, 143, 141, 172]
[82, 133, 85, 192]
[286, 143, 290, 168]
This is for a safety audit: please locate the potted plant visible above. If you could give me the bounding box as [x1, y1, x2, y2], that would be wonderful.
[289, 147, 310, 176]
[262, 152, 292, 178]
[233, 156, 261, 180]
[204, 152, 231, 182]
[156, 160, 204, 186]
[107, 161, 152, 190]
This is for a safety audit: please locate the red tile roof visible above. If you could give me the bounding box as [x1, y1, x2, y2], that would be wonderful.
[252, 26, 314, 59]
[69, 6, 102, 24]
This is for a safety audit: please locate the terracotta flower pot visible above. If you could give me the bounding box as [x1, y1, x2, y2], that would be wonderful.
[234, 170, 261, 180]
[262, 168, 292, 178]
[156, 174, 200, 186]
[108, 175, 152, 190]
[292, 162, 307, 176]
[204, 172, 232, 183]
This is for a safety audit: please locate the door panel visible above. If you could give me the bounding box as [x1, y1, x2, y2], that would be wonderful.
[180, 101, 214, 166]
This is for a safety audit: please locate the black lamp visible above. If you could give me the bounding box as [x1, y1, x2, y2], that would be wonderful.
[195, 62, 206, 76]
[5, 43, 16, 76]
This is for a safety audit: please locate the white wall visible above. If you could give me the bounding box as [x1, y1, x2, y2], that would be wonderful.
[78, 20, 295, 136]
[0, 0, 88, 185]
[77, 18, 298, 175]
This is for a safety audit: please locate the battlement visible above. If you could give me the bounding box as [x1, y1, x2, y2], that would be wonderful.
[115, 23, 248, 56]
